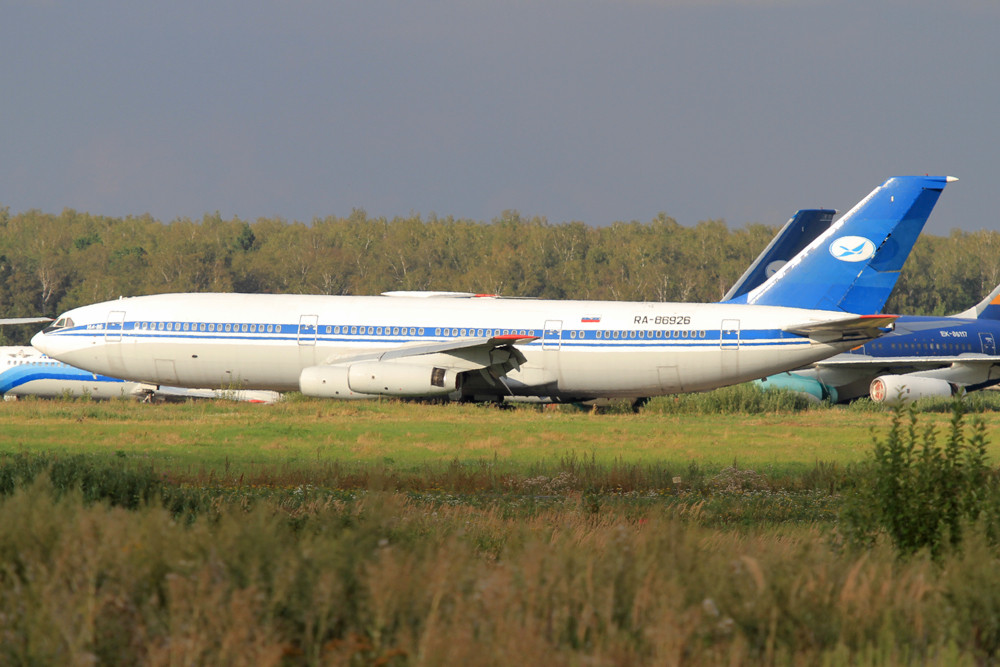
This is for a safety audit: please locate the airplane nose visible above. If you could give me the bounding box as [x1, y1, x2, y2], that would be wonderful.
[30, 330, 49, 355]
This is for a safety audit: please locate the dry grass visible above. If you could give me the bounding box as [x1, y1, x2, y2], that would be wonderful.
[0, 477, 994, 665]
[3, 396, 1000, 663]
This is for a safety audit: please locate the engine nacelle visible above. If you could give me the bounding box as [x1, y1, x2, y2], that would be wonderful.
[299, 363, 460, 399]
[348, 362, 459, 396]
[299, 365, 376, 399]
[869, 375, 958, 405]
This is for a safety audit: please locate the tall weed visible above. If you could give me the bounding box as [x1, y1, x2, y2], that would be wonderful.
[839, 399, 993, 558]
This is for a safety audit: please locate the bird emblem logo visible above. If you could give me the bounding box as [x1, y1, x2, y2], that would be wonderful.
[829, 236, 876, 262]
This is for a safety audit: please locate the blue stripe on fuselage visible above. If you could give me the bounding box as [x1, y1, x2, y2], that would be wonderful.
[0, 363, 125, 394]
[46, 321, 804, 349]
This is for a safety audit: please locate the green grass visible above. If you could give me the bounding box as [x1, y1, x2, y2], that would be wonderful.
[6, 394, 1000, 475]
[0, 396, 891, 469]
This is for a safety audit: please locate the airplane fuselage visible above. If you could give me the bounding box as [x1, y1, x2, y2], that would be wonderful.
[1, 346, 132, 399]
[33, 292, 884, 402]
[0, 344, 282, 403]
[792, 315, 1000, 402]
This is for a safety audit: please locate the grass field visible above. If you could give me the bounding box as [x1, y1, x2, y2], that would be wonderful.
[1, 395, 986, 471]
[3, 394, 1000, 664]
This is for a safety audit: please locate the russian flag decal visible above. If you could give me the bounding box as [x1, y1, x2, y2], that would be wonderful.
[581, 316, 601, 323]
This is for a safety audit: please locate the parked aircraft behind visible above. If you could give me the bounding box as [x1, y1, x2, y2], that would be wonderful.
[0, 346, 281, 403]
[734, 179, 1000, 404]
[31, 176, 953, 405]
[723, 208, 835, 302]
[759, 284, 1000, 405]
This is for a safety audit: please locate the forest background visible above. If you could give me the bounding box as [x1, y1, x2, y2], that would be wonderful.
[2, 205, 998, 346]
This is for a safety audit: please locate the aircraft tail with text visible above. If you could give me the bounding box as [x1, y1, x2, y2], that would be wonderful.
[733, 176, 954, 313]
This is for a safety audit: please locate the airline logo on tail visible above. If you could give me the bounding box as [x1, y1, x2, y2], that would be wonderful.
[829, 236, 876, 262]
[764, 260, 786, 278]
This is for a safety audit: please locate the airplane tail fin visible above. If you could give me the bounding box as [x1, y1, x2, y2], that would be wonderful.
[723, 208, 836, 302]
[953, 282, 1000, 320]
[742, 176, 955, 313]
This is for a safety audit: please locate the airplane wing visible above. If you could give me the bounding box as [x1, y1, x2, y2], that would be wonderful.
[322, 333, 539, 371]
[783, 314, 898, 342]
[0, 317, 53, 325]
[815, 355, 1000, 370]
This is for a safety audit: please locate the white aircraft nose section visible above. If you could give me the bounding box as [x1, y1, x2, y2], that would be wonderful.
[30, 330, 48, 355]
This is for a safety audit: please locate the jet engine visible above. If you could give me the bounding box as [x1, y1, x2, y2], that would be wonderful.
[300, 362, 460, 399]
[869, 375, 958, 405]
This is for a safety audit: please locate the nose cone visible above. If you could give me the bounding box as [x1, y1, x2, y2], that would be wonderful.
[30, 330, 49, 355]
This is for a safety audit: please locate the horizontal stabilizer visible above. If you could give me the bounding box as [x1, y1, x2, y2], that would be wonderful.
[784, 314, 897, 342]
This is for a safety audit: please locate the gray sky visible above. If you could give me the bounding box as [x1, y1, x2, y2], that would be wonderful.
[3, 0, 998, 235]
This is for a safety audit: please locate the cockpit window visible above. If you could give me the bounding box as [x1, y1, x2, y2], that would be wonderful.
[42, 317, 74, 333]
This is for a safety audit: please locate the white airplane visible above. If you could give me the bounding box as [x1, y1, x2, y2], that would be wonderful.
[30, 176, 953, 405]
[0, 345, 282, 403]
[0, 317, 281, 403]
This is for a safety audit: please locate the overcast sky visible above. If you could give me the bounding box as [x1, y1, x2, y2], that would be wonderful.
[3, 1, 998, 235]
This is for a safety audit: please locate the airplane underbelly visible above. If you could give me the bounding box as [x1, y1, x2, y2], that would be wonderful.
[554, 343, 839, 397]
[556, 349, 680, 395]
[124, 341, 304, 390]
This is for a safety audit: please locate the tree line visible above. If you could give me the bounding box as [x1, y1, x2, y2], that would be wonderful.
[1, 205, 998, 345]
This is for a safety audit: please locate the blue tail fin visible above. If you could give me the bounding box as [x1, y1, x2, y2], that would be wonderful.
[953, 282, 1000, 321]
[724, 208, 836, 302]
[742, 176, 954, 313]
